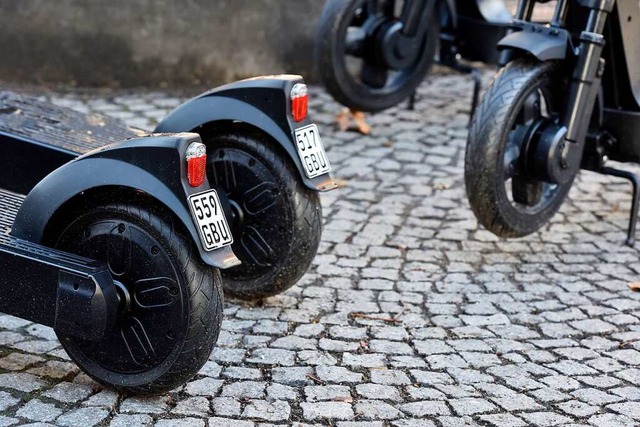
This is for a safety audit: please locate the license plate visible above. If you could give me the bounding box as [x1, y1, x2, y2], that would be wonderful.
[294, 124, 331, 178]
[188, 189, 233, 251]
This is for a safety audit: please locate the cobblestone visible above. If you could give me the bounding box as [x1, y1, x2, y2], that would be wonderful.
[0, 68, 638, 424]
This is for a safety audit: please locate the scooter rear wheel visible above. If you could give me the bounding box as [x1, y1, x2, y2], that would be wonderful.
[465, 58, 573, 237]
[205, 131, 321, 300]
[316, 0, 438, 112]
[51, 201, 223, 394]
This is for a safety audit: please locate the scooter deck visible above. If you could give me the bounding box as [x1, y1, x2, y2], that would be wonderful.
[0, 91, 142, 155]
[0, 91, 143, 194]
[0, 188, 95, 267]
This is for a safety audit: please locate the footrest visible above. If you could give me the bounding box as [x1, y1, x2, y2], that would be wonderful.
[0, 188, 23, 233]
[0, 91, 143, 154]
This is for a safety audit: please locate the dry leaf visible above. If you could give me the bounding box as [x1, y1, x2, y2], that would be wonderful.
[331, 396, 353, 403]
[352, 111, 371, 135]
[334, 108, 371, 135]
[335, 108, 351, 132]
[383, 140, 394, 147]
[433, 182, 450, 190]
[628, 282, 640, 292]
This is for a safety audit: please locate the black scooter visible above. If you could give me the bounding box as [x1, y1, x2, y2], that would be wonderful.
[465, 1, 640, 245]
[2, 75, 337, 301]
[0, 129, 234, 394]
[315, 0, 512, 112]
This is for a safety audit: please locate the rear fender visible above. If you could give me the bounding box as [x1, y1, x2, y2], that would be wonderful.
[11, 133, 240, 269]
[155, 75, 337, 192]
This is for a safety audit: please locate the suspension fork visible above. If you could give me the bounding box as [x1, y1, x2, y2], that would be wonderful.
[399, 0, 428, 37]
[560, 0, 614, 176]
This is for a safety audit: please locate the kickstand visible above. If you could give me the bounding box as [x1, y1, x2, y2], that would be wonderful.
[601, 166, 640, 246]
[407, 90, 417, 111]
[448, 60, 482, 127]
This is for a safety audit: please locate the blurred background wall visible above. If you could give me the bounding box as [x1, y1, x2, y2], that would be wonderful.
[0, 0, 325, 88]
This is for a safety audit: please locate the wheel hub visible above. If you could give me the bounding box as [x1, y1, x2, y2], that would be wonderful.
[228, 199, 244, 227]
[528, 122, 577, 184]
[113, 280, 131, 313]
[378, 22, 421, 70]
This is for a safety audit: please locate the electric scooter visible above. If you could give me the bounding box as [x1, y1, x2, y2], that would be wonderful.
[0, 128, 236, 394]
[315, 0, 512, 113]
[465, 1, 640, 245]
[1, 75, 337, 300]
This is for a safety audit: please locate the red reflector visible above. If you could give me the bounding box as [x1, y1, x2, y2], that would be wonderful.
[291, 83, 308, 122]
[186, 142, 207, 187]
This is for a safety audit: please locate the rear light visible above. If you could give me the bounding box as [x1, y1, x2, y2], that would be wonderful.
[186, 142, 207, 187]
[291, 83, 308, 122]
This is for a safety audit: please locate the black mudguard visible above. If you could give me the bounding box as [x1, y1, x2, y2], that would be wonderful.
[498, 23, 571, 61]
[154, 75, 337, 192]
[11, 133, 240, 269]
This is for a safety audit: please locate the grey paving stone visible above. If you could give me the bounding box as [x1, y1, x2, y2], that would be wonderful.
[0, 391, 20, 412]
[300, 402, 354, 420]
[519, 412, 573, 427]
[0, 373, 46, 392]
[241, 400, 290, 421]
[399, 400, 451, 417]
[171, 397, 210, 417]
[185, 377, 225, 397]
[315, 366, 363, 383]
[211, 397, 241, 417]
[208, 419, 253, 427]
[155, 418, 205, 427]
[120, 396, 172, 414]
[41, 381, 93, 403]
[478, 414, 527, 427]
[355, 400, 404, 420]
[15, 399, 63, 422]
[56, 408, 109, 427]
[109, 414, 154, 427]
[449, 397, 497, 416]
[305, 385, 351, 402]
[221, 381, 266, 399]
[356, 383, 402, 401]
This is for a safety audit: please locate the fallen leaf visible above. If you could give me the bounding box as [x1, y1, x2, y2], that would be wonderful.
[383, 140, 394, 147]
[335, 108, 351, 132]
[433, 182, 450, 190]
[331, 396, 353, 403]
[334, 108, 371, 135]
[352, 111, 371, 135]
[628, 282, 640, 292]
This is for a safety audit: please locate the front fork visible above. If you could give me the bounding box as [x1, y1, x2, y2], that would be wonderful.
[537, 0, 612, 184]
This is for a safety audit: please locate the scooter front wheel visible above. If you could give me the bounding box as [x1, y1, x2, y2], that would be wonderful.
[205, 131, 321, 300]
[50, 201, 223, 394]
[465, 58, 573, 237]
[316, 0, 438, 112]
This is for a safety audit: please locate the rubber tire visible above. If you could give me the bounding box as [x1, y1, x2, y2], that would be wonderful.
[316, 0, 439, 112]
[204, 131, 322, 300]
[465, 58, 573, 237]
[52, 202, 223, 395]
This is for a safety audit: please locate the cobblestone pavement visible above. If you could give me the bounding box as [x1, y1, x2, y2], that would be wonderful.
[0, 70, 639, 427]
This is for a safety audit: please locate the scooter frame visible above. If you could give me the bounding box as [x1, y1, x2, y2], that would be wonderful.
[495, 0, 640, 244]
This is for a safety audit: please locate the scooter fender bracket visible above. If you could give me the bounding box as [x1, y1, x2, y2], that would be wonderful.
[498, 21, 571, 61]
[54, 269, 118, 341]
